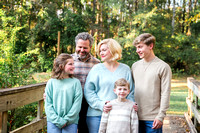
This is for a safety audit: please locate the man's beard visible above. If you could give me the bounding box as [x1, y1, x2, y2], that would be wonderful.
[77, 51, 89, 59]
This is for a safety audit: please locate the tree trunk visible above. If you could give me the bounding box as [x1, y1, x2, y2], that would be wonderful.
[135, 0, 138, 12]
[91, 0, 96, 36]
[194, 0, 197, 11]
[168, 0, 171, 12]
[186, 0, 192, 36]
[182, 0, 186, 33]
[172, 0, 175, 35]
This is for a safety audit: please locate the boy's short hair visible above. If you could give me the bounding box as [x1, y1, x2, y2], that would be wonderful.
[97, 38, 122, 61]
[114, 78, 130, 90]
[133, 33, 156, 46]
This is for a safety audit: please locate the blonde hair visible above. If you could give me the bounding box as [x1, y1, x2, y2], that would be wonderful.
[97, 38, 122, 61]
[51, 53, 73, 79]
[114, 78, 130, 90]
[133, 33, 156, 46]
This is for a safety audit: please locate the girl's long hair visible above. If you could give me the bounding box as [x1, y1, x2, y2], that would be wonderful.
[51, 53, 73, 79]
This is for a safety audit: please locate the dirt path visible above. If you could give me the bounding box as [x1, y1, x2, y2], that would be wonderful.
[163, 78, 191, 133]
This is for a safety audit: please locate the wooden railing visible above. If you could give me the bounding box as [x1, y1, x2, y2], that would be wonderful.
[185, 77, 200, 133]
[0, 83, 46, 133]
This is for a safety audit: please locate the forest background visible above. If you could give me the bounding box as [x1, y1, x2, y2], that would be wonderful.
[0, 0, 200, 132]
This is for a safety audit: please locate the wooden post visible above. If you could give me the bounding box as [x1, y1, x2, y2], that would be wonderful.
[194, 96, 198, 127]
[190, 90, 193, 119]
[0, 112, 8, 133]
[36, 100, 44, 133]
[57, 31, 61, 56]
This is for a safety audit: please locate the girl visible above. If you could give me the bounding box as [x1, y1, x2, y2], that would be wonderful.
[45, 53, 83, 133]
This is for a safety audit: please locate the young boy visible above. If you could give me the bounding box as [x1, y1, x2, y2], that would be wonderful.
[98, 78, 138, 133]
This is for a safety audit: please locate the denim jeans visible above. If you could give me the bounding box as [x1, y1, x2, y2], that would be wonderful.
[139, 120, 162, 133]
[47, 121, 77, 133]
[86, 116, 101, 133]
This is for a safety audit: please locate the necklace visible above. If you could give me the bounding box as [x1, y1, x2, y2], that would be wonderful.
[143, 57, 156, 71]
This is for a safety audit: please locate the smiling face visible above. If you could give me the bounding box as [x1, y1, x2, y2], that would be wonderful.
[99, 44, 112, 62]
[135, 42, 153, 60]
[75, 39, 91, 59]
[114, 85, 130, 101]
[64, 58, 75, 75]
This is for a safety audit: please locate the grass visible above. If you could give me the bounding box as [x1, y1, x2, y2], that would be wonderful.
[31, 72, 51, 83]
[167, 75, 200, 115]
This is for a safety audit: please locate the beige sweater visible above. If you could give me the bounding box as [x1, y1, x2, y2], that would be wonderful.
[99, 99, 138, 133]
[131, 57, 172, 122]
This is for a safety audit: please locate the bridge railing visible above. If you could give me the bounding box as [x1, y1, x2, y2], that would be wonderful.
[185, 77, 200, 133]
[0, 82, 46, 133]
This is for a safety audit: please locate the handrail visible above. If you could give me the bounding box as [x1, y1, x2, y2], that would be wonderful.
[0, 82, 46, 133]
[185, 77, 200, 133]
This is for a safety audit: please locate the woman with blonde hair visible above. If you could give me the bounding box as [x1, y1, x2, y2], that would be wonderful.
[84, 39, 135, 133]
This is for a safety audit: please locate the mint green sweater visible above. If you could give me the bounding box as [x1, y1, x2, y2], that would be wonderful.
[45, 78, 83, 128]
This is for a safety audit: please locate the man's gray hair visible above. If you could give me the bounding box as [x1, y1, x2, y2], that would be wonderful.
[75, 32, 94, 46]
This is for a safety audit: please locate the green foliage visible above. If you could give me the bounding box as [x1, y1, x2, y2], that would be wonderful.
[0, 9, 35, 88]
[122, 7, 200, 75]
[0, 0, 200, 131]
[30, 4, 88, 71]
[116, 31, 140, 67]
[7, 103, 38, 132]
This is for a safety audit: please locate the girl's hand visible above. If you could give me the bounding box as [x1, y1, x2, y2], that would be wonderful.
[43, 93, 46, 100]
[62, 123, 67, 128]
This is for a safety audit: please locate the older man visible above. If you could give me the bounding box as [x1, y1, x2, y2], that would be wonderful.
[72, 32, 100, 133]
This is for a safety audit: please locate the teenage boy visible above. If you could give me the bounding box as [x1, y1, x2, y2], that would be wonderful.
[99, 78, 138, 133]
[131, 33, 172, 133]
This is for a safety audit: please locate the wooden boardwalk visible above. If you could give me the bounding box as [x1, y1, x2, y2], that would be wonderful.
[163, 115, 190, 133]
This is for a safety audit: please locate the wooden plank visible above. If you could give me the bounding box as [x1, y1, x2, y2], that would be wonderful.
[10, 117, 47, 133]
[187, 77, 200, 98]
[0, 86, 45, 112]
[0, 112, 8, 133]
[194, 96, 199, 127]
[185, 112, 198, 133]
[37, 100, 44, 119]
[186, 98, 200, 123]
[0, 83, 46, 96]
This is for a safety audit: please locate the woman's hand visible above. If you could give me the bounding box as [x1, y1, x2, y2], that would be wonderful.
[103, 101, 112, 113]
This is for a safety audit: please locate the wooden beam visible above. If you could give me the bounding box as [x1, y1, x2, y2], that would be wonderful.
[10, 117, 47, 133]
[187, 77, 200, 98]
[185, 112, 198, 133]
[186, 98, 200, 123]
[0, 85, 45, 112]
[0, 83, 46, 96]
[0, 112, 8, 133]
